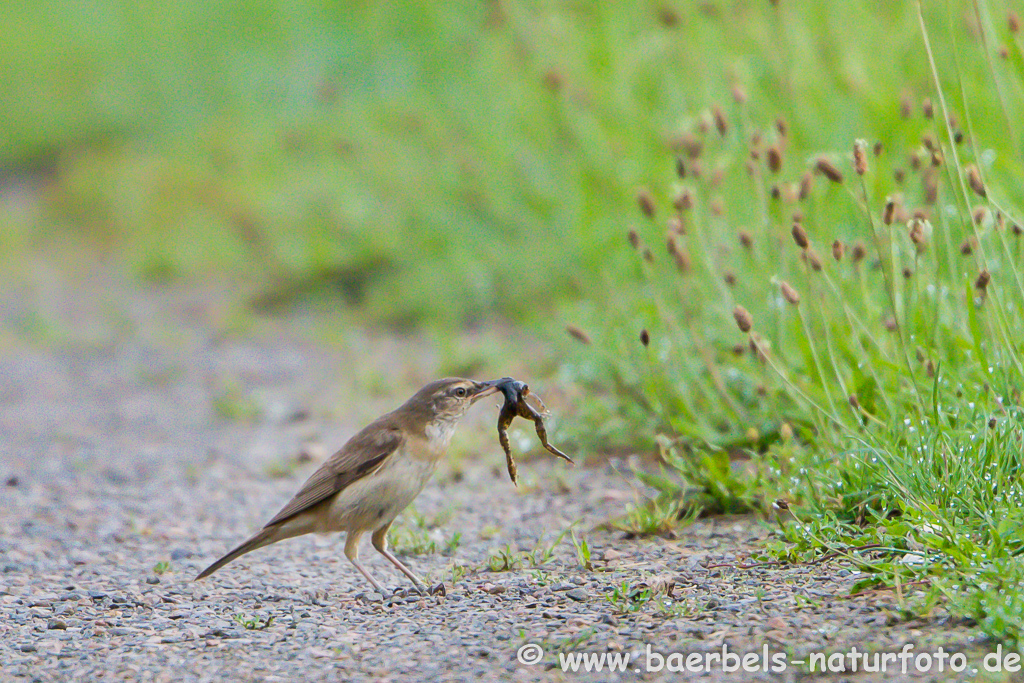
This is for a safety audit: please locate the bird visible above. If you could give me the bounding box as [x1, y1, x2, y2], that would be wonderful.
[195, 377, 500, 594]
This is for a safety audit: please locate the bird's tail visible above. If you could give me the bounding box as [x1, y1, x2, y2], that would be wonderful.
[195, 527, 279, 580]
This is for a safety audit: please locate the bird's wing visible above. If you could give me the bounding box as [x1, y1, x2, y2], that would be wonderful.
[263, 417, 404, 528]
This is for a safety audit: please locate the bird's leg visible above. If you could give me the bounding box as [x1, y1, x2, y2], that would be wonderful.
[344, 531, 386, 594]
[371, 524, 428, 595]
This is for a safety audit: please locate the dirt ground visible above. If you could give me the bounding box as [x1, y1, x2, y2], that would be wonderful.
[0, 273, 989, 682]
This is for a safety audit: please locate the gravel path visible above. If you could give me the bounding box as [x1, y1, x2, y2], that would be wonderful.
[0, 278, 981, 681]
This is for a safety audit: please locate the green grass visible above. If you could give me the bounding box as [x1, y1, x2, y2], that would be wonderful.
[558, 0, 1024, 646]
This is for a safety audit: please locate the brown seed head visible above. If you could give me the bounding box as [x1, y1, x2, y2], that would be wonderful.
[666, 235, 691, 273]
[832, 239, 844, 261]
[640, 329, 651, 347]
[1010, 11, 1021, 33]
[798, 171, 813, 200]
[848, 394, 860, 410]
[628, 229, 641, 250]
[902, 267, 913, 279]
[775, 117, 788, 137]
[851, 242, 867, 263]
[909, 152, 921, 171]
[713, 106, 729, 136]
[966, 164, 986, 198]
[960, 238, 975, 256]
[566, 325, 591, 345]
[873, 141, 883, 157]
[657, 6, 679, 26]
[999, 44, 1010, 60]
[791, 222, 809, 249]
[731, 84, 747, 104]
[924, 171, 938, 205]
[973, 206, 989, 225]
[770, 185, 781, 200]
[853, 140, 868, 176]
[673, 190, 694, 212]
[922, 97, 934, 119]
[930, 150, 943, 167]
[675, 157, 686, 178]
[723, 272, 736, 287]
[894, 168, 905, 184]
[637, 190, 656, 218]
[883, 317, 898, 332]
[733, 305, 753, 333]
[732, 343, 745, 356]
[883, 197, 897, 225]
[899, 94, 912, 119]
[1013, 223, 1023, 236]
[989, 416, 998, 429]
[908, 219, 928, 253]
[805, 248, 823, 271]
[767, 145, 782, 174]
[675, 133, 702, 159]
[642, 248, 654, 263]
[542, 70, 564, 91]
[975, 269, 991, 290]
[739, 231, 753, 250]
[922, 134, 936, 152]
[780, 281, 800, 305]
[815, 156, 843, 183]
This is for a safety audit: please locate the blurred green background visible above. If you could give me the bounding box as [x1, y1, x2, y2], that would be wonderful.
[6, 0, 1015, 326]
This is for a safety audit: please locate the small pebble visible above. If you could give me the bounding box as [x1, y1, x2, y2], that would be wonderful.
[47, 618, 68, 630]
[566, 588, 588, 601]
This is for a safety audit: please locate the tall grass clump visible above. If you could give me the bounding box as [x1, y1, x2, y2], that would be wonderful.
[564, 3, 1024, 643]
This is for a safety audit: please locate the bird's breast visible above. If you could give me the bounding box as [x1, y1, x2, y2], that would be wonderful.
[423, 419, 458, 456]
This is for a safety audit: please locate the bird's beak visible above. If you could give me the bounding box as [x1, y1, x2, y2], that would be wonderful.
[470, 380, 503, 402]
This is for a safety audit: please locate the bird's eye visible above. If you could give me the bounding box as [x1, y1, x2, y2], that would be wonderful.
[453, 387, 468, 398]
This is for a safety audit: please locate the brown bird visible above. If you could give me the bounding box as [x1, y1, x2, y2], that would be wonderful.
[195, 377, 499, 593]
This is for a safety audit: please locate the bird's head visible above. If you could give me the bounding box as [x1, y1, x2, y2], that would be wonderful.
[399, 378, 500, 436]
